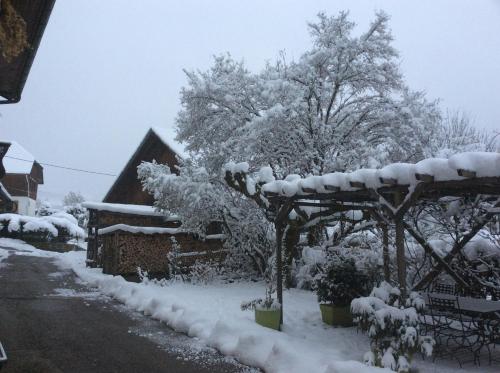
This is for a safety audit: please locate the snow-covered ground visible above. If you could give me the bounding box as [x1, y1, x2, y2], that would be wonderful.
[0, 237, 497, 373]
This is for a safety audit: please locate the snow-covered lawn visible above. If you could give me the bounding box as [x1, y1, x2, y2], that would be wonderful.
[0, 238, 497, 373]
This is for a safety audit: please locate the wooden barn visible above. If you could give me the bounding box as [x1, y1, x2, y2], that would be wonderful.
[0, 141, 44, 216]
[103, 127, 184, 205]
[85, 127, 224, 277]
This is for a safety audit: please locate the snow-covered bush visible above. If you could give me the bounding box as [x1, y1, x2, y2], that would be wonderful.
[62, 191, 88, 228]
[36, 199, 58, 217]
[188, 260, 222, 285]
[241, 286, 280, 311]
[0, 213, 85, 242]
[314, 253, 369, 306]
[294, 246, 326, 289]
[351, 282, 434, 372]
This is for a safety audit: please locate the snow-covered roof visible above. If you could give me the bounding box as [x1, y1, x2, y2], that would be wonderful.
[82, 201, 180, 220]
[1, 141, 36, 174]
[230, 152, 500, 198]
[98, 224, 183, 235]
[151, 127, 187, 159]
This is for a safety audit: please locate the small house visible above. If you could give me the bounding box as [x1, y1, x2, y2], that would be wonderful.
[1, 141, 44, 216]
[0, 182, 14, 213]
[85, 128, 224, 277]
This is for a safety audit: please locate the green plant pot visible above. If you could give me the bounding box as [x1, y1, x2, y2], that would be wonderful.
[255, 308, 281, 331]
[319, 304, 353, 327]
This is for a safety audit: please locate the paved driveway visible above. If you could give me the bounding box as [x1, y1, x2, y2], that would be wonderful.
[0, 250, 252, 373]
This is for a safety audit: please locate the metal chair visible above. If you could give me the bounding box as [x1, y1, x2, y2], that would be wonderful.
[477, 315, 500, 364]
[489, 287, 500, 301]
[431, 282, 457, 295]
[427, 295, 481, 366]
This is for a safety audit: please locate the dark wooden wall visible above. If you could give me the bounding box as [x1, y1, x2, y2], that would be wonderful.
[2, 174, 39, 199]
[103, 130, 180, 205]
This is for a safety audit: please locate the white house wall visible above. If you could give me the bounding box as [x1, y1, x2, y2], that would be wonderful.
[12, 196, 36, 216]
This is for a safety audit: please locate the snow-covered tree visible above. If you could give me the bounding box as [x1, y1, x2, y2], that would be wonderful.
[62, 191, 85, 206]
[139, 11, 495, 282]
[177, 11, 443, 177]
[139, 160, 274, 276]
[62, 191, 87, 228]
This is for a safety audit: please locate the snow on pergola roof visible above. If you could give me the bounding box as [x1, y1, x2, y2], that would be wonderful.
[1, 140, 37, 174]
[252, 152, 500, 198]
[151, 127, 187, 159]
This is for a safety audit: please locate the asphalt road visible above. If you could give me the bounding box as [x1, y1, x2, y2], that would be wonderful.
[0, 250, 253, 373]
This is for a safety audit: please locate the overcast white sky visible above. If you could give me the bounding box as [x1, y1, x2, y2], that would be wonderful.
[1, 0, 499, 204]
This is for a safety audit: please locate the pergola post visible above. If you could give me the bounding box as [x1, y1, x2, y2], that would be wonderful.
[382, 224, 390, 282]
[395, 217, 406, 298]
[393, 190, 407, 299]
[275, 221, 284, 329]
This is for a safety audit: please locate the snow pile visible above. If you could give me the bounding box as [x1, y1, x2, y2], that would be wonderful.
[82, 202, 179, 220]
[414, 158, 462, 182]
[223, 161, 250, 175]
[98, 224, 182, 235]
[230, 152, 500, 198]
[53, 257, 381, 373]
[448, 152, 500, 177]
[0, 213, 85, 238]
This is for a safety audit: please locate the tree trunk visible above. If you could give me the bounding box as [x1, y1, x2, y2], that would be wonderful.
[284, 225, 301, 288]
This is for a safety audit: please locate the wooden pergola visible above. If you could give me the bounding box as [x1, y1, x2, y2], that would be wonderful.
[263, 170, 500, 326]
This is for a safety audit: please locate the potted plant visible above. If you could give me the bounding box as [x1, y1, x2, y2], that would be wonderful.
[241, 285, 281, 331]
[315, 254, 367, 327]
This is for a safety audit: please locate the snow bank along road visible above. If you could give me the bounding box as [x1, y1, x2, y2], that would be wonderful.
[0, 240, 252, 373]
[0, 239, 492, 373]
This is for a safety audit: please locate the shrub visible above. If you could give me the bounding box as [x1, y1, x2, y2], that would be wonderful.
[351, 282, 434, 372]
[314, 253, 369, 306]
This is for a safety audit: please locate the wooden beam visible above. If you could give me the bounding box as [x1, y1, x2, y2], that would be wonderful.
[276, 221, 284, 330]
[404, 223, 471, 291]
[264, 191, 279, 197]
[323, 184, 340, 192]
[413, 200, 500, 290]
[349, 181, 366, 189]
[301, 187, 316, 194]
[382, 224, 390, 282]
[415, 173, 434, 183]
[379, 177, 398, 186]
[395, 217, 406, 298]
[457, 169, 476, 178]
[274, 200, 293, 330]
[293, 201, 367, 209]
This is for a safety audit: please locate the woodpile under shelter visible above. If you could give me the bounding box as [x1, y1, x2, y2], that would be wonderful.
[85, 128, 224, 277]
